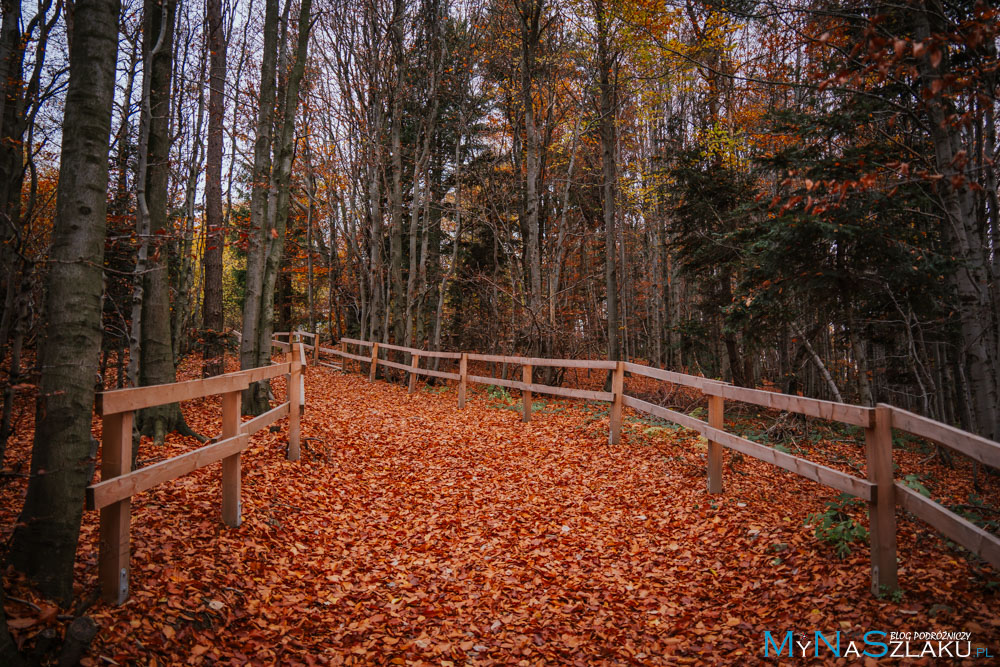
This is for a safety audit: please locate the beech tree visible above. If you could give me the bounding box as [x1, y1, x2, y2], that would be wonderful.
[202, 0, 226, 377]
[5, 0, 121, 603]
[239, 0, 280, 413]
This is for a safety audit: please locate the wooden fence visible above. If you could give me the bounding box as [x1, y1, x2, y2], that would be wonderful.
[323, 335, 1000, 596]
[86, 340, 310, 605]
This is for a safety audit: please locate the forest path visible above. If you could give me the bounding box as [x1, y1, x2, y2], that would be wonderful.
[75, 366, 998, 664]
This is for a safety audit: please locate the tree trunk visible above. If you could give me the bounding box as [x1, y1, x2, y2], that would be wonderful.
[915, 2, 998, 441]
[0, 0, 24, 352]
[202, 0, 226, 376]
[388, 0, 405, 345]
[136, 0, 188, 444]
[6, 0, 120, 602]
[252, 0, 313, 406]
[304, 142, 316, 334]
[518, 0, 545, 344]
[794, 324, 843, 403]
[595, 0, 619, 389]
[171, 44, 206, 360]
[239, 0, 280, 412]
[405, 22, 443, 348]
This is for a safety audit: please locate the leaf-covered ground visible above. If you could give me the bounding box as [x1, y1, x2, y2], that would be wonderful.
[2, 358, 999, 665]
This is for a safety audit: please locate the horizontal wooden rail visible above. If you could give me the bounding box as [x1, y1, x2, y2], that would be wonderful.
[340, 337, 373, 348]
[889, 406, 1000, 470]
[467, 352, 616, 369]
[622, 394, 708, 433]
[468, 353, 529, 365]
[468, 375, 527, 391]
[378, 358, 415, 373]
[96, 370, 252, 415]
[97, 360, 298, 416]
[329, 349, 371, 363]
[701, 424, 874, 501]
[370, 341, 413, 354]
[895, 483, 1000, 568]
[416, 367, 461, 381]
[702, 382, 873, 427]
[623, 362, 725, 391]
[87, 434, 250, 511]
[528, 357, 617, 370]
[245, 362, 292, 383]
[239, 401, 290, 436]
[415, 349, 462, 360]
[527, 383, 613, 402]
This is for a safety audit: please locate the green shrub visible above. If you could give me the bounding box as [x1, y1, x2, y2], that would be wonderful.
[487, 385, 513, 403]
[806, 494, 869, 558]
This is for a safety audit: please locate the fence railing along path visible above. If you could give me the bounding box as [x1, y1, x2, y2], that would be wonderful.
[87, 338, 311, 605]
[321, 335, 1000, 597]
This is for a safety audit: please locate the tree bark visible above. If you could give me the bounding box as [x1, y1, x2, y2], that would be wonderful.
[252, 0, 313, 405]
[6, 0, 120, 602]
[517, 0, 545, 343]
[136, 0, 188, 444]
[239, 0, 280, 412]
[595, 0, 618, 369]
[404, 5, 444, 349]
[202, 0, 226, 376]
[915, 2, 998, 441]
[388, 0, 405, 344]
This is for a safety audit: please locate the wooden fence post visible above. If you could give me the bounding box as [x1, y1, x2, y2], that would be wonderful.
[340, 340, 348, 372]
[99, 409, 133, 605]
[298, 340, 307, 415]
[369, 343, 379, 382]
[609, 361, 624, 445]
[313, 336, 319, 366]
[221, 390, 242, 527]
[707, 394, 724, 493]
[866, 404, 898, 595]
[409, 353, 421, 393]
[458, 353, 468, 409]
[522, 364, 532, 423]
[288, 348, 302, 461]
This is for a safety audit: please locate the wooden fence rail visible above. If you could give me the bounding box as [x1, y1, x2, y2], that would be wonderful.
[87, 341, 308, 605]
[321, 334, 1000, 596]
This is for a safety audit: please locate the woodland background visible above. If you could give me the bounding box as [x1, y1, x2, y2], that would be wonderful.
[0, 0, 998, 661]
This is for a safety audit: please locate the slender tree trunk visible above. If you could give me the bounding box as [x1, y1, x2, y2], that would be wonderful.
[405, 43, 443, 348]
[388, 0, 405, 344]
[0, 0, 24, 352]
[253, 0, 313, 403]
[172, 46, 206, 359]
[594, 0, 619, 391]
[305, 145, 316, 333]
[126, 8, 163, 389]
[518, 0, 545, 345]
[202, 0, 226, 376]
[794, 324, 843, 402]
[240, 0, 280, 412]
[137, 0, 188, 444]
[6, 0, 120, 603]
[0, 277, 29, 460]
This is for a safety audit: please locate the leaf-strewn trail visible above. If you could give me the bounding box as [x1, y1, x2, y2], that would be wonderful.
[2, 364, 998, 665]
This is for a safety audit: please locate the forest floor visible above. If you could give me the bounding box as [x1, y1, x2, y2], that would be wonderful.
[2, 355, 999, 665]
